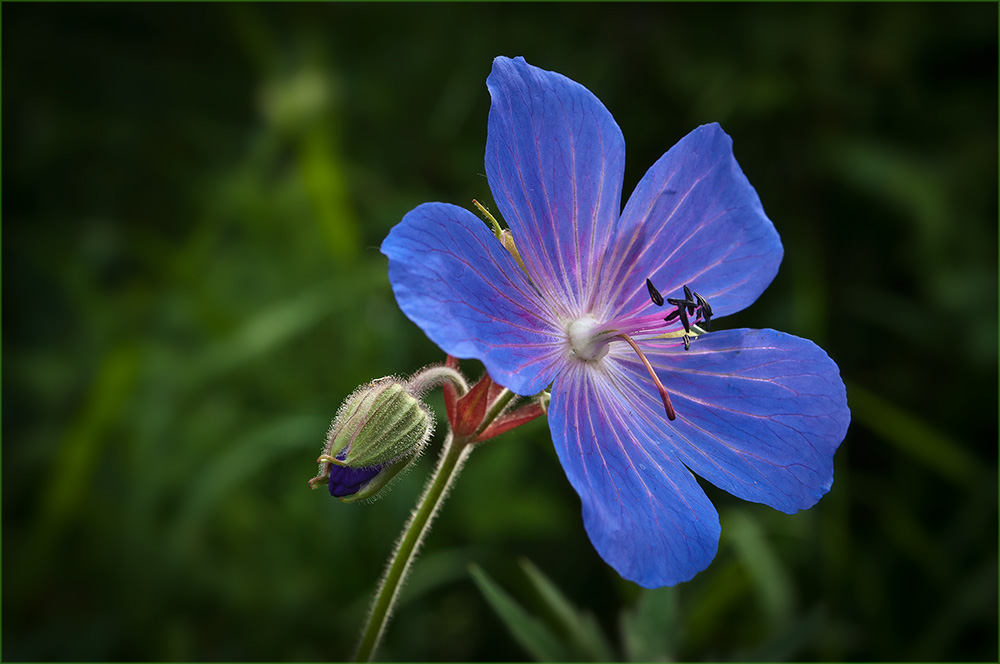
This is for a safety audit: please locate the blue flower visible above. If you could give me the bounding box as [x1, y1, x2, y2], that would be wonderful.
[381, 56, 850, 587]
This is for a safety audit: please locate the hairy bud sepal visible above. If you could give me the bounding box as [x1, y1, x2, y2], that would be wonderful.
[310, 376, 434, 501]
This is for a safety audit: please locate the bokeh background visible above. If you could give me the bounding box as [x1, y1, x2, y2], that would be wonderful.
[4, 3, 997, 662]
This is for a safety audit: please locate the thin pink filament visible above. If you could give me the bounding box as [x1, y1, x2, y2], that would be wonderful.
[618, 333, 676, 421]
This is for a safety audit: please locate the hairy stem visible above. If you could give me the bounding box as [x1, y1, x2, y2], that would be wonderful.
[352, 387, 516, 661]
[353, 432, 472, 662]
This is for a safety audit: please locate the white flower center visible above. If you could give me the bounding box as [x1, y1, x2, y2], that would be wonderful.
[566, 315, 610, 362]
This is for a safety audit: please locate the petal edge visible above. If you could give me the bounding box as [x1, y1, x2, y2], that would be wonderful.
[548, 362, 721, 587]
[623, 328, 850, 514]
[486, 56, 626, 316]
[381, 202, 563, 395]
[601, 123, 783, 321]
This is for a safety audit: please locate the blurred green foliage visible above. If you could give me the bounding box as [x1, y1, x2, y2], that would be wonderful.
[4, 3, 996, 661]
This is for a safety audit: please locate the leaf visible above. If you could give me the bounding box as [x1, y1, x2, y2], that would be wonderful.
[517, 558, 615, 661]
[723, 508, 794, 628]
[172, 414, 326, 543]
[846, 380, 984, 486]
[468, 564, 569, 662]
[730, 605, 827, 661]
[620, 585, 681, 662]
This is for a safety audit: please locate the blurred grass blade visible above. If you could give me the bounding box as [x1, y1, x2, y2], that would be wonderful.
[172, 414, 327, 544]
[724, 508, 794, 627]
[187, 279, 345, 386]
[912, 559, 998, 658]
[299, 120, 361, 263]
[733, 605, 826, 661]
[468, 564, 569, 662]
[683, 562, 750, 648]
[35, 344, 142, 541]
[517, 558, 615, 661]
[846, 380, 983, 485]
[620, 585, 681, 662]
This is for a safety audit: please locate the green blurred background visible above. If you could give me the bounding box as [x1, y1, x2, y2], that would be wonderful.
[4, 3, 997, 661]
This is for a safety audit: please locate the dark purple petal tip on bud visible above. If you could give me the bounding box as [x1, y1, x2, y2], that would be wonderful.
[328, 463, 384, 498]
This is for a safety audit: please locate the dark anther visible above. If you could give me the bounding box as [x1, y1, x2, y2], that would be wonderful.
[693, 292, 713, 318]
[683, 334, 691, 351]
[677, 306, 691, 333]
[646, 278, 664, 307]
[665, 286, 710, 334]
[682, 285, 696, 314]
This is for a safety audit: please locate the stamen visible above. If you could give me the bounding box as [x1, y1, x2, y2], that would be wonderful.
[646, 278, 664, 306]
[660, 285, 713, 341]
[693, 291, 712, 330]
[618, 333, 676, 421]
[677, 306, 691, 333]
[693, 291, 712, 318]
[664, 298, 691, 331]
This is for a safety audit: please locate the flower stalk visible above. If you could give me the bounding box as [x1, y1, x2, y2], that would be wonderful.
[353, 429, 473, 662]
[353, 369, 540, 662]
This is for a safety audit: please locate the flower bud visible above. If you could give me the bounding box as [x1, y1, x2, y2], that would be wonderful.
[309, 376, 434, 502]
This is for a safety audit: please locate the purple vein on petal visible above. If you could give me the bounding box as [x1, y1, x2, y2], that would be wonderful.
[602, 161, 719, 318]
[537, 94, 577, 312]
[515, 79, 577, 312]
[571, 365, 661, 557]
[610, 331, 844, 512]
[405, 217, 551, 325]
[591, 150, 699, 317]
[605, 357, 787, 508]
[567, 359, 713, 567]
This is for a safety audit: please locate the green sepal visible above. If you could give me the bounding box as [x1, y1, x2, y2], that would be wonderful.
[324, 377, 434, 469]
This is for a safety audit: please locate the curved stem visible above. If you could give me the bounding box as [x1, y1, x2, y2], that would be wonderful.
[407, 365, 468, 398]
[352, 387, 519, 661]
[353, 432, 472, 662]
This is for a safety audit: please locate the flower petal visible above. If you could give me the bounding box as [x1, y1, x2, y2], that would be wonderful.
[548, 361, 721, 588]
[599, 123, 783, 321]
[328, 463, 382, 498]
[486, 56, 626, 316]
[623, 329, 849, 513]
[381, 202, 564, 395]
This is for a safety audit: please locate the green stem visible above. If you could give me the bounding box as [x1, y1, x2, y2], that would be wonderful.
[352, 432, 471, 661]
[352, 387, 514, 662]
[475, 388, 518, 438]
